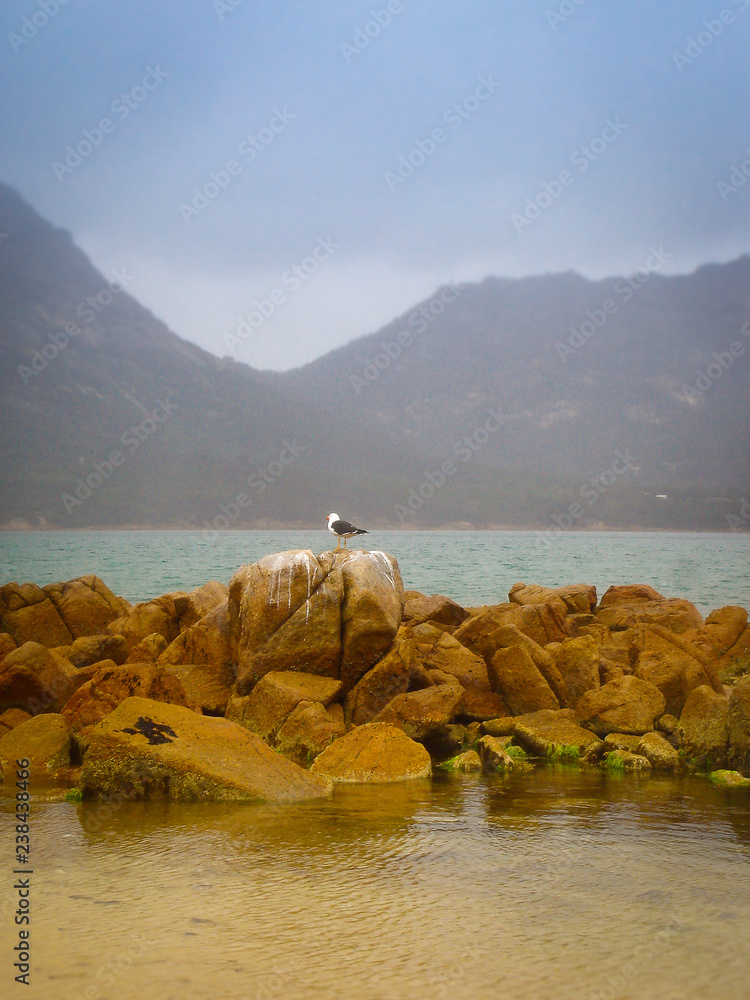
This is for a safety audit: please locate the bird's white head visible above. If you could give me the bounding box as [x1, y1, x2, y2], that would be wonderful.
[327, 513, 339, 526]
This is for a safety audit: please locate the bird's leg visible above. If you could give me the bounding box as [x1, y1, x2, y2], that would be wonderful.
[335, 537, 341, 551]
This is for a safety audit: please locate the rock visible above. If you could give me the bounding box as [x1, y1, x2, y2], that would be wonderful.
[637, 731, 683, 772]
[720, 625, 750, 678]
[164, 662, 235, 715]
[709, 770, 750, 788]
[692, 606, 748, 655]
[274, 700, 346, 766]
[229, 549, 403, 693]
[634, 649, 713, 717]
[603, 733, 643, 753]
[309, 722, 431, 783]
[61, 663, 189, 730]
[439, 749, 482, 772]
[0, 707, 32, 736]
[172, 582, 229, 631]
[627, 624, 723, 692]
[679, 686, 730, 770]
[598, 584, 666, 607]
[410, 623, 505, 720]
[0, 642, 77, 715]
[595, 589, 703, 634]
[158, 603, 233, 676]
[0, 633, 17, 659]
[344, 640, 411, 726]
[59, 634, 129, 669]
[508, 582, 597, 615]
[603, 750, 652, 772]
[402, 594, 469, 628]
[476, 735, 515, 771]
[461, 623, 568, 707]
[657, 713, 679, 738]
[0, 582, 73, 647]
[454, 600, 570, 653]
[727, 677, 750, 776]
[576, 675, 666, 736]
[371, 684, 463, 743]
[126, 633, 169, 663]
[43, 576, 131, 638]
[120, 597, 182, 650]
[512, 709, 603, 757]
[0, 713, 73, 780]
[226, 671, 343, 743]
[480, 717, 517, 738]
[80, 697, 332, 801]
[551, 635, 601, 707]
[488, 645, 559, 715]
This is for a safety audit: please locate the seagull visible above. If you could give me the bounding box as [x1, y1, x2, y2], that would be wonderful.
[326, 512, 369, 550]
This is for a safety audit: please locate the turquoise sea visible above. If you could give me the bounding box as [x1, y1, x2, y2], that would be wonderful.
[0, 529, 748, 613]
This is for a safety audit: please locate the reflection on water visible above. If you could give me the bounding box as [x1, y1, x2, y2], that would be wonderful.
[2, 770, 749, 1000]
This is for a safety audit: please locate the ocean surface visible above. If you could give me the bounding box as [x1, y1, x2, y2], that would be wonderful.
[2, 770, 750, 1000]
[0, 529, 748, 614]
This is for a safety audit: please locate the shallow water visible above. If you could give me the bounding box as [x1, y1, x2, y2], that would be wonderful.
[1, 528, 748, 614]
[2, 769, 750, 1000]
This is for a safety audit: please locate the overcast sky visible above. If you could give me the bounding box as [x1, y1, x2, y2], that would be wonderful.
[2, 0, 749, 369]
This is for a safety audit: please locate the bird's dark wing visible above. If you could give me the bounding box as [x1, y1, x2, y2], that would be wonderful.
[331, 519, 367, 534]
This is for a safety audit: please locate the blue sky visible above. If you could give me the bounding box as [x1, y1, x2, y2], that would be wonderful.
[2, 0, 749, 369]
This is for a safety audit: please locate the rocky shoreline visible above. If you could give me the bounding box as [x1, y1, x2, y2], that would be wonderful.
[1, 549, 749, 799]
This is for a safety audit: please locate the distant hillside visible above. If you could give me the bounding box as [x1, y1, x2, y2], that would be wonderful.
[0, 184, 428, 529]
[0, 183, 747, 530]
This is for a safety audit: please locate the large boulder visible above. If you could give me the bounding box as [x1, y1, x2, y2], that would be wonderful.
[371, 684, 463, 743]
[728, 677, 750, 776]
[0, 582, 73, 647]
[163, 662, 235, 715]
[0, 708, 32, 737]
[344, 637, 413, 726]
[309, 722, 431, 782]
[576, 675, 666, 736]
[274, 701, 346, 767]
[56, 634, 129, 669]
[61, 662, 189, 730]
[678, 686, 730, 770]
[229, 549, 403, 693]
[595, 586, 703, 634]
[42, 576, 131, 638]
[0, 642, 78, 715]
[508, 582, 597, 616]
[511, 708, 603, 757]
[79, 697, 332, 801]
[690, 606, 748, 656]
[409, 623, 504, 720]
[551, 635, 601, 708]
[172, 582, 229, 631]
[488, 646, 559, 715]
[158, 603, 233, 674]
[634, 649, 714, 717]
[637, 731, 683, 773]
[226, 671, 343, 743]
[402, 594, 469, 628]
[119, 597, 181, 650]
[0, 713, 73, 780]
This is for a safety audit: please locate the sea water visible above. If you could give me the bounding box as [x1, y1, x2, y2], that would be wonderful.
[0, 529, 747, 614]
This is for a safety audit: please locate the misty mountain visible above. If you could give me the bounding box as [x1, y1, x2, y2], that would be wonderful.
[0, 183, 747, 531]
